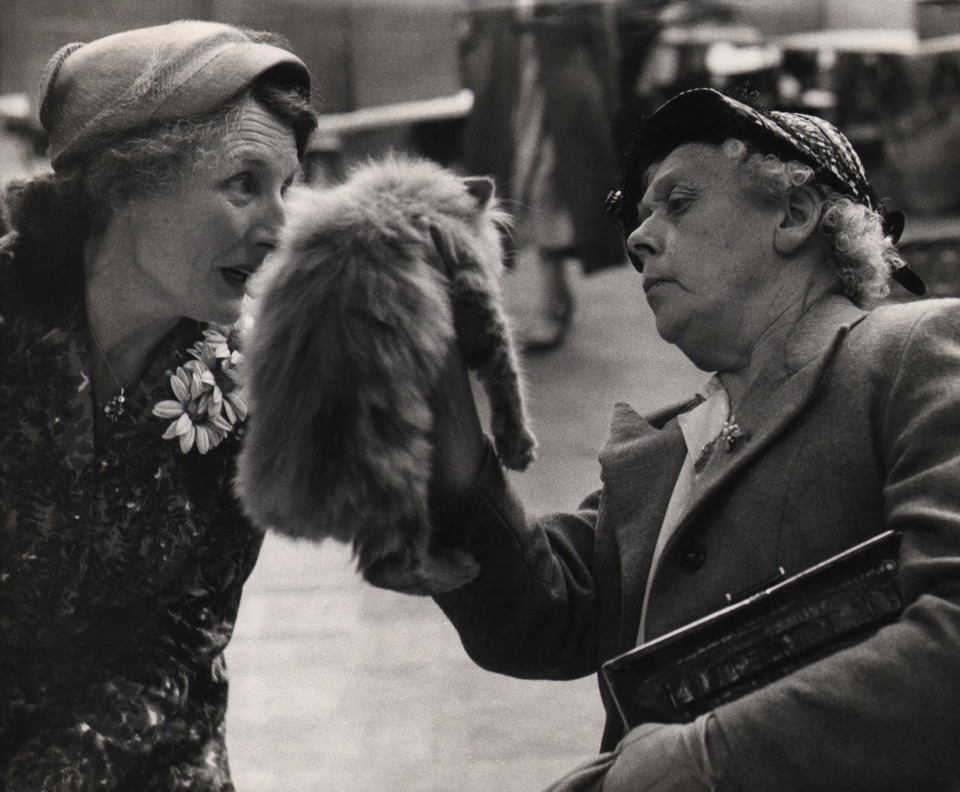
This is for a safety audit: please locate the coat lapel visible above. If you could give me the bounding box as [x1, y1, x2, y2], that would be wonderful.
[598, 400, 690, 654]
[663, 295, 868, 556]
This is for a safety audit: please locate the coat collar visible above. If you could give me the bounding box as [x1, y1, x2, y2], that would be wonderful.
[600, 293, 867, 649]
[25, 304, 202, 472]
[598, 402, 688, 653]
[672, 293, 867, 540]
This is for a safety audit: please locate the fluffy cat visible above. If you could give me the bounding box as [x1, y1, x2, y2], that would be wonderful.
[235, 154, 536, 594]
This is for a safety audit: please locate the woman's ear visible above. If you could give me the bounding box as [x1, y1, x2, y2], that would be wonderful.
[774, 184, 821, 255]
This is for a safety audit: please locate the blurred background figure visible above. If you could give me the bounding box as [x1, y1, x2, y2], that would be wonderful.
[461, 0, 627, 353]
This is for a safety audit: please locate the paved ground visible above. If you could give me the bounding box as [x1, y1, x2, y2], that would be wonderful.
[224, 259, 704, 792]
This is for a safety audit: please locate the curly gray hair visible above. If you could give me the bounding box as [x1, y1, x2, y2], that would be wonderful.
[723, 138, 902, 305]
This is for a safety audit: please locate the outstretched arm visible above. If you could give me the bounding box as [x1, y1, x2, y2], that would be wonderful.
[429, 341, 605, 680]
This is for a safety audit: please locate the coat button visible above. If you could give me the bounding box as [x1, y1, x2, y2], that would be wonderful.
[678, 541, 707, 573]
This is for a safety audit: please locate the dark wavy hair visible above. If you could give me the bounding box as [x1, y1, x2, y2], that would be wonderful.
[1, 70, 317, 324]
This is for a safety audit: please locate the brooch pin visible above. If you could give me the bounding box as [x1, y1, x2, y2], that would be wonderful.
[694, 416, 746, 473]
[720, 416, 744, 451]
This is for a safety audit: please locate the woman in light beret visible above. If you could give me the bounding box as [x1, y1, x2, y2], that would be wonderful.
[0, 20, 315, 789]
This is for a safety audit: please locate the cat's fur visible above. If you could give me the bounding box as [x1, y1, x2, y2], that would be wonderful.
[235, 154, 536, 594]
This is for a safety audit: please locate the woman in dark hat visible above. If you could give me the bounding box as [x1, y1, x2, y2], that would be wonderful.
[0, 21, 315, 789]
[427, 88, 960, 790]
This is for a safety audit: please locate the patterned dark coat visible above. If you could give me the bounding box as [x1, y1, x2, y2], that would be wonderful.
[0, 261, 262, 790]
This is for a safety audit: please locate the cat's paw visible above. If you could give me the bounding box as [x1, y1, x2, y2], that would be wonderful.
[362, 548, 480, 595]
[495, 427, 537, 471]
[416, 548, 481, 594]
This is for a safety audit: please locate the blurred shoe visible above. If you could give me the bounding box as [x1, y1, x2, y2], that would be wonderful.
[517, 248, 575, 355]
[520, 292, 573, 355]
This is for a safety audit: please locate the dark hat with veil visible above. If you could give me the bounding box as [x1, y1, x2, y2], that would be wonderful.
[607, 88, 925, 295]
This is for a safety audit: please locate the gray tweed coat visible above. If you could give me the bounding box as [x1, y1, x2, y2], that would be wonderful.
[433, 293, 960, 791]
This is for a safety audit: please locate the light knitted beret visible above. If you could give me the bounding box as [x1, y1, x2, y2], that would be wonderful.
[38, 20, 311, 170]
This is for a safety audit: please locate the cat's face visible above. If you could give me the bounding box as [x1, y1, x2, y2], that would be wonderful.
[416, 172, 508, 284]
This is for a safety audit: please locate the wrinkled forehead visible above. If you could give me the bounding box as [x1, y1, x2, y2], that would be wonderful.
[641, 141, 738, 196]
[222, 98, 299, 163]
[622, 89, 876, 212]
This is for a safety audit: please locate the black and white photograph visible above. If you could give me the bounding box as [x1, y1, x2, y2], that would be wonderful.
[2, 1, 959, 789]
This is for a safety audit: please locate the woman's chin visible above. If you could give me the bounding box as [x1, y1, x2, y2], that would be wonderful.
[203, 299, 244, 328]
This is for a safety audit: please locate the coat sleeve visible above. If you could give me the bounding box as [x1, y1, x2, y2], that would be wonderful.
[706, 302, 960, 792]
[432, 443, 605, 681]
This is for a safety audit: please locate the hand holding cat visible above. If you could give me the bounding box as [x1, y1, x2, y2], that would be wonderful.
[428, 342, 487, 503]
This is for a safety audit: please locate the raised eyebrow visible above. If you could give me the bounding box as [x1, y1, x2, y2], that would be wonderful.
[234, 142, 298, 165]
[235, 154, 301, 184]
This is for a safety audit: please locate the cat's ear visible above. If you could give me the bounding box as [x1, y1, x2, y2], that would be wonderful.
[464, 176, 495, 209]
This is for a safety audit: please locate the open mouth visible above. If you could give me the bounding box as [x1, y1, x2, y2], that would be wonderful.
[220, 266, 254, 287]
